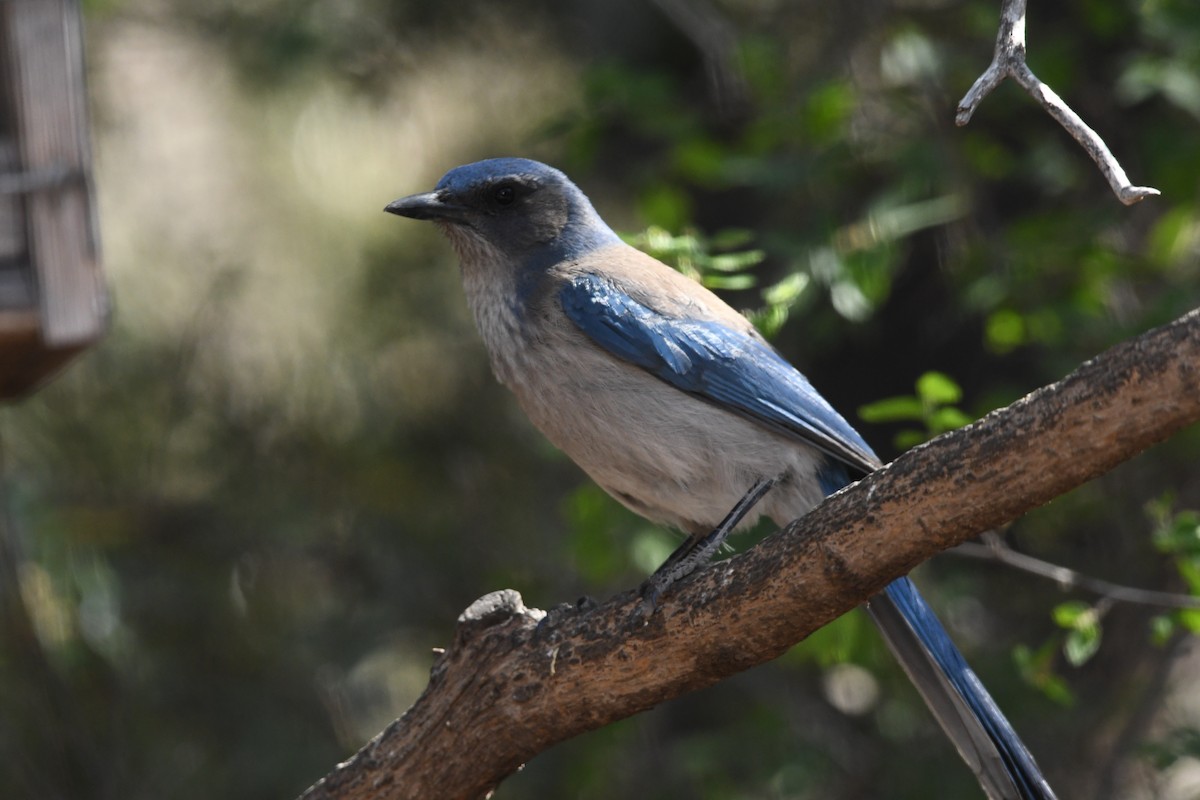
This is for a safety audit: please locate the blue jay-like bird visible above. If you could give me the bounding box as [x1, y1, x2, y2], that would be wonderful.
[386, 158, 1056, 800]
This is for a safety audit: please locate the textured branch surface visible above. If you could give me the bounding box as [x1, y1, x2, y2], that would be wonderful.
[300, 308, 1200, 800]
[956, 0, 1159, 205]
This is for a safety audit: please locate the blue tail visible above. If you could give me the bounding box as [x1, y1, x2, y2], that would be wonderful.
[867, 577, 1056, 800]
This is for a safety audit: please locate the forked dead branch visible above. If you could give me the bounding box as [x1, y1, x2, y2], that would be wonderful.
[957, 0, 1159, 205]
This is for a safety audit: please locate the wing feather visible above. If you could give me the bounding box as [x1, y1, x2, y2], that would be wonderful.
[559, 274, 879, 473]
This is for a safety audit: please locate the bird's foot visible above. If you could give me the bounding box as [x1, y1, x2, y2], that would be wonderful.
[634, 576, 665, 619]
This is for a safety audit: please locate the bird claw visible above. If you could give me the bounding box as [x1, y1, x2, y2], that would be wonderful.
[631, 577, 666, 626]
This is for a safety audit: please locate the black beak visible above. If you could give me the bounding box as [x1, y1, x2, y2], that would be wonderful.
[383, 191, 466, 222]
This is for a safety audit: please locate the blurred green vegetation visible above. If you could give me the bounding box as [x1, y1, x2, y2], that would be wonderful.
[3, 1, 1200, 799]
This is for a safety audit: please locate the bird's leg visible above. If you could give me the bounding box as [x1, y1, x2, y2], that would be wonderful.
[639, 476, 777, 612]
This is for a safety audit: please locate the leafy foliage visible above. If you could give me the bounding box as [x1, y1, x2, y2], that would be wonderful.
[1052, 600, 1104, 667]
[857, 371, 974, 449]
[1148, 497, 1200, 635]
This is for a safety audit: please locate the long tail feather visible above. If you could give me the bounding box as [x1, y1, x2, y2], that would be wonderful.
[866, 577, 1056, 800]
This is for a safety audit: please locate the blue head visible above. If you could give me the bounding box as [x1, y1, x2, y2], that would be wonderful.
[385, 158, 620, 273]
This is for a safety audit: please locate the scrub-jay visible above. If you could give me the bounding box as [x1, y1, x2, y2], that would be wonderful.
[386, 158, 1056, 800]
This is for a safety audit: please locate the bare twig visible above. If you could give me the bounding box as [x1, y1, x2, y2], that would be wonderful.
[956, 0, 1159, 205]
[299, 307, 1200, 800]
[953, 532, 1200, 610]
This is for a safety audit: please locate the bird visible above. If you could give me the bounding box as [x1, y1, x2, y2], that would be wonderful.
[385, 157, 1057, 800]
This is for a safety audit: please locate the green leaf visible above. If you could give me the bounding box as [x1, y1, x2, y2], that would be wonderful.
[1052, 600, 1092, 628]
[706, 250, 765, 273]
[1178, 608, 1200, 634]
[748, 304, 789, 339]
[858, 396, 924, 423]
[1052, 602, 1102, 666]
[1039, 675, 1075, 707]
[701, 274, 757, 291]
[1175, 558, 1200, 595]
[859, 371, 972, 448]
[1152, 509, 1200, 554]
[761, 272, 810, 306]
[1064, 626, 1101, 666]
[985, 309, 1026, 353]
[915, 371, 962, 405]
[893, 430, 928, 450]
[1150, 615, 1175, 646]
[803, 79, 856, 142]
[928, 406, 973, 433]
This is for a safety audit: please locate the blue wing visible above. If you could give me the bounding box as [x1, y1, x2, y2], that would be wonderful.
[559, 273, 878, 473]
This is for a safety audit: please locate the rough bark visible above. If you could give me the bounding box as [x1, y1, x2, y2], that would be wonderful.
[300, 307, 1200, 800]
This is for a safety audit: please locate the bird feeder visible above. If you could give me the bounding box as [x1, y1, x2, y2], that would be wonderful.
[0, 0, 106, 399]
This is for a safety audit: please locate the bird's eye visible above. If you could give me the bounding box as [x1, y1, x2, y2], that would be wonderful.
[493, 184, 516, 206]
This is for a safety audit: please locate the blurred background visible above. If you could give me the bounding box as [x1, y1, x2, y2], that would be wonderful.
[2, 0, 1200, 798]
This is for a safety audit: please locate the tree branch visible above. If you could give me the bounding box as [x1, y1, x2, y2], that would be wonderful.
[956, 0, 1160, 205]
[953, 532, 1200, 610]
[299, 307, 1200, 800]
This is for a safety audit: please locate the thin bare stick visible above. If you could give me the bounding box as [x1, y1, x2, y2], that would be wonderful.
[956, 0, 1159, 205]
[953, 533, 1200, 610]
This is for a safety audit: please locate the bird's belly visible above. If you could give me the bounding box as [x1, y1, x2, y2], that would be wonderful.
[508, 340, 829, 536]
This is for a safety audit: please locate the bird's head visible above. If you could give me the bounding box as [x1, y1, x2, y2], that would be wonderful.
[385, 158, 619, 270]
